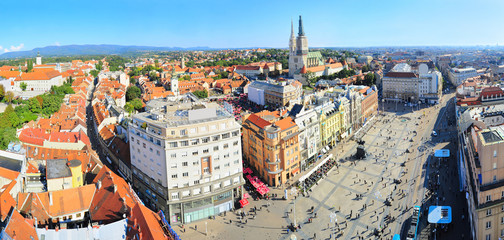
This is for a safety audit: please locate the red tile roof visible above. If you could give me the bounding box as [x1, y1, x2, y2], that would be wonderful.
[17, 185, 96, 223]
[16, 70, 61, 81]
[19, 128, 49, 146]
[246, 114, 271, 129]
[275, 117, 296, 130]
[0, 181, 17, 221]
[126, 203, 169, 240]
[4, 208, 39, 240]
[90, 166, 138, 223]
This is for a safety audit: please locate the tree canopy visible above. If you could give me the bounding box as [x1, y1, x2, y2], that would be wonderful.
[126, 86, 141, 101]
[193, 90, 208, 99]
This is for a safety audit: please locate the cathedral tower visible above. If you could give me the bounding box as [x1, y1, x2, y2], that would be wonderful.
[289, 19, 296, 56]
[36, 51, 42, 66]
[288, 15, 309, 77]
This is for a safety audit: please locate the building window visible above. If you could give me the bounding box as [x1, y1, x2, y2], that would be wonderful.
[488, 195, 492, 202]
[222, 133, 230, 139]
[202, 137, 210, 143]
[169, 142, 178, 148]
[204, 167, 210, 173]
[183, 172, 188, 177]
[192, 151, 198, 156]
[487, 221, 492, 229]
[203, 157, 209, 162]
[171, 174, 178, 179]
[224, 163, 230, 167]
[224, 144, 229, 149]
[149, 148, 153, 152]
[487, 209, 492, 216]
[181, 141, 189, 146]
[157, 150, 160, 156]
[214, 146, 219, 151]
[203, 149, 209, 153]
[194, 180, 200, 185]
[143, 143, 146, 148]
[171, 153, 176, 158]
[180, 129, 187, 135]
[234, 159, 239, 164]
[182, 162, 188, 167]
[232, 130, 239, 137]
[213, 135, 220, 141]
[494, 150, 498, 157]
[191, 139, 199, 145]
[233, 141, 239, 146]
[214, 165, 220, 170]
[181, 152, 187, 157]
[171, 193, 179, 200]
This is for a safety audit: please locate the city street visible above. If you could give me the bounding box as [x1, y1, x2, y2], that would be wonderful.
[175, 92, 470, 240]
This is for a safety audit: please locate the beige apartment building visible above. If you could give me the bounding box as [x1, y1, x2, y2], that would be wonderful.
[129, 94, 243, 225]
[382, 71, 420, 102]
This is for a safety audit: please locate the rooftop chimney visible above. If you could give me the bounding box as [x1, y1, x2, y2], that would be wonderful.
[113, 184, 117, 193]
[49, 192, 53, 206]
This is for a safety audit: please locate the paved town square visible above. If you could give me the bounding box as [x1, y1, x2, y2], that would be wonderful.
[175, 93, 465, 240]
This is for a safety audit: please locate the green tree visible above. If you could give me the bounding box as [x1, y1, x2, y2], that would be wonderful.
[20, 82, 27, 91]
[14, 104, 37, 123]
[96, 61, 103, 71]
[0, 105, 20, 128]
[28, 98, 42, 113]
[303, 71, 316, 85]
[27, 60, 33, 72]
[66, 76, 74, 85]
[126, 86, 141, 101]
[130, 98, 143, 111]
[124, 102, 134, 114]
[90, 70, 99, 78]
[363, 73, 376, 86]
[4, 91, 14, 103]
[0, 127, 17, 150]
[192, 90, 208, 99]
[0, 85, 4, 100]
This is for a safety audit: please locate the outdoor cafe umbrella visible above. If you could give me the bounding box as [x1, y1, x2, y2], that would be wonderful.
[239, 198, 249, 207]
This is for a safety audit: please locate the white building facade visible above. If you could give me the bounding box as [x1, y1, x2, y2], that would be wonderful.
[129, 95, 243, 225]
[291, 105, 321, 171]
[448, 67, 479, 86]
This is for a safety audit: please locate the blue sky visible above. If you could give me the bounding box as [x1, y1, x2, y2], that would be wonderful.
[1, 0, 503, 52]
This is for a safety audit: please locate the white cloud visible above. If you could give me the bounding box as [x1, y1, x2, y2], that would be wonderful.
[54, 42, 61, 46]
[0, 46, 3, 50]
[9, 43, 24, 51]
[4, 49, 9, 53]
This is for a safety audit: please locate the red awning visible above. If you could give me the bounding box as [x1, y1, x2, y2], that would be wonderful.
[240, 198, 249, 207]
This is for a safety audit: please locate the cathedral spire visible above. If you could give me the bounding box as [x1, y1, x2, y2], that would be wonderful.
[290, 18, 295, 39]
[298, 15, 305, 36]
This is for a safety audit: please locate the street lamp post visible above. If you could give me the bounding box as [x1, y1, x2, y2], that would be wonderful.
[329, 211, 337, 226]
[418, 100, 421, 111]
[291, 188, 298, 227]
[411, 96, 414, 112]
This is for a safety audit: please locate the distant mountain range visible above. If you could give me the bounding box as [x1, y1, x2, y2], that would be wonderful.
[0, 44, 215, 59]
